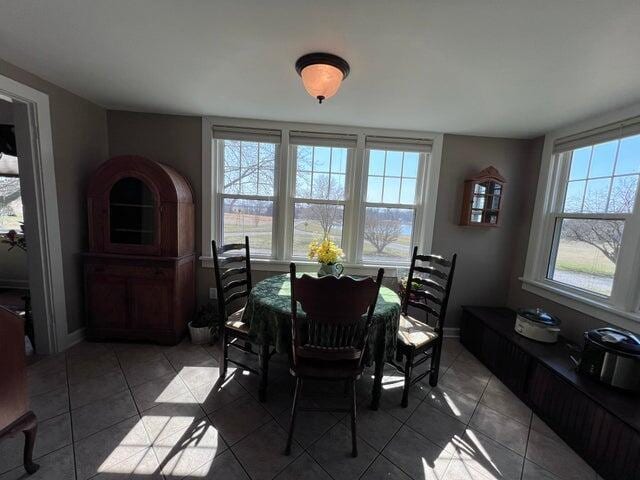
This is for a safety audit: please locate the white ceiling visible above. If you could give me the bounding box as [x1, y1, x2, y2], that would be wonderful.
[0, 0, 639, 138]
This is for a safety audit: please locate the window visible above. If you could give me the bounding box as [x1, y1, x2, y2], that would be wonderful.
[290, 132, 355, 257]
[207, 119, 441, 270]
[548, 138, 640, 296]
[214, 127, 280, 257]
[360, 137, 430, 264]
[523, 114, 640, 329]
[0, 153, 22, 232]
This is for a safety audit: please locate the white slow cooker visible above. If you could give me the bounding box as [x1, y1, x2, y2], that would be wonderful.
[515, 308, 561, 343]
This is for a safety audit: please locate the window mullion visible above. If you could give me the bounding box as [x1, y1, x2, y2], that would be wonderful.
[347, 134, 366, 263]
[277, 130, 291, 261]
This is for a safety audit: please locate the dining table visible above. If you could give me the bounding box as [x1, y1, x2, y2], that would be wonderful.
[241, 272, 401, 409]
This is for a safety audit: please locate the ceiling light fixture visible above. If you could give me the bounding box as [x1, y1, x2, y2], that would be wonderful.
[295, 52, 350, 104]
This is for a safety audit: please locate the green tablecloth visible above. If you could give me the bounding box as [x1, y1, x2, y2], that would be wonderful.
[242, 273, 401, 364]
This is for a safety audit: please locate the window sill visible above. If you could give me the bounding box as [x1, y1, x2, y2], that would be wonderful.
[199, 256, 402, 277]
[519, 277, 640, 333]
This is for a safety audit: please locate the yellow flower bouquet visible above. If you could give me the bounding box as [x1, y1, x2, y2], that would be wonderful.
[308, 238, 344, 276]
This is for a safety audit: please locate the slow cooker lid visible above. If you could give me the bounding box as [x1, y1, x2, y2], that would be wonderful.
[587, 328, 640, 355]
[517, 308, 561, 326]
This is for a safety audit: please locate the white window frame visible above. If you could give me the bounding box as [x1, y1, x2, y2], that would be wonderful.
[357, 148, 429, 265]
[288, 143, 354, 261]
[522, 103, 640, 333]
[214, 139, 281, 259]
[201, 116, 443, 276]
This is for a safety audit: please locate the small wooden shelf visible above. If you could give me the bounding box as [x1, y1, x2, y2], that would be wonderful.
[460, 166, 505, 227]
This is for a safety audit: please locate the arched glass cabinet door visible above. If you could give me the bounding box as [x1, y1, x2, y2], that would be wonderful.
[109, 177, 156, 245]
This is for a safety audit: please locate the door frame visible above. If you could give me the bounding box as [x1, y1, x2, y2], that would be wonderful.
[0, 74, 68, 354]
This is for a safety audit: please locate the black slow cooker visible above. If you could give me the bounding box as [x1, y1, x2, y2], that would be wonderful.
[578, 327, 640, 392]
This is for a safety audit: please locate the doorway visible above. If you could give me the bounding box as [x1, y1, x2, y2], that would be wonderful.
[0, 76, 68, 354]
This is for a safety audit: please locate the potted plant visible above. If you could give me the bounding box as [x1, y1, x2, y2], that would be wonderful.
[189, 302, 220, 345]
[308, 237, 344, 277]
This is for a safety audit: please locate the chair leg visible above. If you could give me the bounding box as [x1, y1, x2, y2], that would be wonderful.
[285, 378, 303, 455]
[258, 344, 270, 403]
[220, 328, 229, 379]
[401, 348, 415, 408]
[350, 379, 358, 458]
[22, 411, 39, 474]
[429, 341, 442, 387]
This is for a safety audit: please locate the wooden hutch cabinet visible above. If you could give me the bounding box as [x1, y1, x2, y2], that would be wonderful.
[84, 156, 195, 344]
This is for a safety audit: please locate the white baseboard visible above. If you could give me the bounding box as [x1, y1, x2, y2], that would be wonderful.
[0, 279, 29, 290]
[64, 327, 86, 350]
[443, 327, 460, 338]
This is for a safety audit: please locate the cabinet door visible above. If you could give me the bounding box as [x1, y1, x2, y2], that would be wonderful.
[128, 279, 173, 331]
[87, 273, 128, 329]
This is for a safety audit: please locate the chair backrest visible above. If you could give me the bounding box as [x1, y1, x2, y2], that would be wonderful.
[289, 263, 384, 367]
[401, 246, 457, 335]
[212, 236, 253, 322]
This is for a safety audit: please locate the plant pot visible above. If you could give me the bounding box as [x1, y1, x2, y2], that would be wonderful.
[188, 321, 211, 345]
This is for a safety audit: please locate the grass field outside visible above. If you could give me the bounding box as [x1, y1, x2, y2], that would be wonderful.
[223, 212, 412, 262]
[552, 239, 617, 295]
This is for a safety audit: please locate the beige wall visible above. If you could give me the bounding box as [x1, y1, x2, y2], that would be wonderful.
[432, 134, 535, 329]
[0, 59, 109, 333]
[505, 137, 607, 343]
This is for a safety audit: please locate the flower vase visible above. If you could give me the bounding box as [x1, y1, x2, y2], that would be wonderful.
[317, 263, 344, 277]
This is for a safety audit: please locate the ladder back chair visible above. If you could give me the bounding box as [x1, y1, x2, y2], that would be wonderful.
[285, 263, 384, 457]
[212, 236, 273, 401]
[395, 246, 457, 407]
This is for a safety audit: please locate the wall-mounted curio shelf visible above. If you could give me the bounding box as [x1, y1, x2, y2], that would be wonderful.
[460, 166, 506, 227]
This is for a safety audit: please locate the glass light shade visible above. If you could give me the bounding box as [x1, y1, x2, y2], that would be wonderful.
[300, 64, 344, 102]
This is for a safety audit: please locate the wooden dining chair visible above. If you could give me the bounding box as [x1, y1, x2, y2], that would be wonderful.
[212, 236, 273, 401]
[285, 263, 384, 457]
[0, 306, 39, 475]
[395, 247, 457, 408]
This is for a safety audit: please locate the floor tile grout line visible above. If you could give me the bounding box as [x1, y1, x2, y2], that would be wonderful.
[64, 350, 80, 480]
[519, 411, 534, 480]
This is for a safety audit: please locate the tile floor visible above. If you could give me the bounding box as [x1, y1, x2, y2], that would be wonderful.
[0, 338, 601, 480]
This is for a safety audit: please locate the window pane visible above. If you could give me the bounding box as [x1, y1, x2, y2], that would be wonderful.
[616, 134, 640, 175]
[296, 171, 312, 198]
[400, 178, 417, 204]
[589, 140, 617, 178]
[312, 173, 330, 199]
[313, 147, 331, 173]
[563, 180, 585, 213]
[297, 146, 314, 171]
[331, 148, 348, 173]
[367, 176, 383, 203]
[569, 147, 591, 180]
[583, 178, 610, 213]
[369, 150, 385, 176]
[292, 202, 344, 257]
[329, 173, 346, 200]
[222, 198, 273, 256]
[222, 140, 276, 196]
[385, 151, 403, 176]
[403, 153, 419, 178]
[362, 207, 413, 263]
[0, 175, 23, 231]
[549, 218, 623, 297]
[383, 177, 401, 203]
[608, 175, 639, 213]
